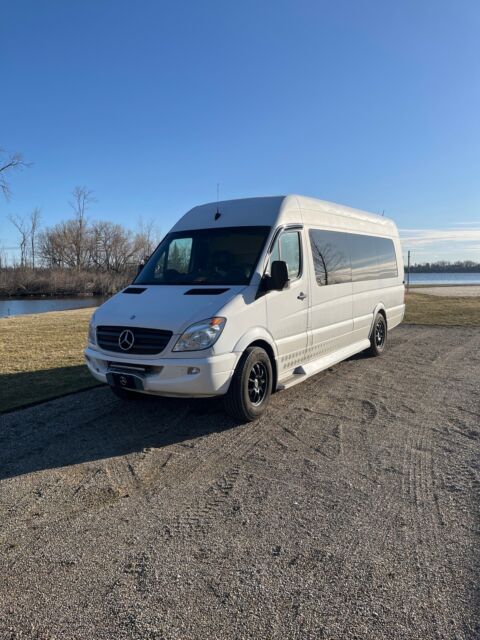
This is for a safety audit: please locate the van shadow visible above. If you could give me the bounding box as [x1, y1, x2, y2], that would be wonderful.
[0, 367, 240, 481]
[0, 366, 101, 415]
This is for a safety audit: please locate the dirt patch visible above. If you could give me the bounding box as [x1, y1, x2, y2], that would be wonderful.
[0, 325, 479, 639]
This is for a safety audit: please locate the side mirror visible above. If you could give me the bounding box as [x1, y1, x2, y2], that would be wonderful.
[269, 260, 290, 291]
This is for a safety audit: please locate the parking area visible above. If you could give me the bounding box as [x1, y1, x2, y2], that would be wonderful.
[0, 324, 479, 639]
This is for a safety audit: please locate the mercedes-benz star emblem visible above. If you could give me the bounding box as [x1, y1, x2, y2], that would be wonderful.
[118, 329, 135, 351]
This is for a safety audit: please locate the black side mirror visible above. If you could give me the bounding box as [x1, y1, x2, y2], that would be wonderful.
[269, 260, 290, 291]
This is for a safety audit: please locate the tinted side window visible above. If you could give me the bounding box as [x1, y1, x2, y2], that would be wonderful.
[375, 237, 398, 278]
[349, 234, 379, 281]
[349, 235, 398, 281]
[309, 229, 351, 285]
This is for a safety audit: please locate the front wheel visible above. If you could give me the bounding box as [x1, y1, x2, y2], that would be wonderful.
[368, 312, 387, 356]
[224, 347, 273, 422]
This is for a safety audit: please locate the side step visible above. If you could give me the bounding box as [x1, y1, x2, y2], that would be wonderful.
[276, 339, 371, 391]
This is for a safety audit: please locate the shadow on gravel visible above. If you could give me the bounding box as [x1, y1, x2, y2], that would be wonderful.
[0, 390, 240, 481]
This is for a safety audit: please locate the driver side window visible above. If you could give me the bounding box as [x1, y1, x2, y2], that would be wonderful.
[269, 230, 302, 280]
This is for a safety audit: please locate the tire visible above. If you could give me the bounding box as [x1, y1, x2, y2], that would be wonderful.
[110, 386, 144, 401]
[224, 346, 273, 422]
[368, 312, 387, 356]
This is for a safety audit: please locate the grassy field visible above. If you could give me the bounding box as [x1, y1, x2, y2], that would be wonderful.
[1, 292, 479, 413]
[404, 292, 480, 326]
[0, 308, 99, 413]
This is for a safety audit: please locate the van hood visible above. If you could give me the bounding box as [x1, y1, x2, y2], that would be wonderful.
[94, 285, 245, 333]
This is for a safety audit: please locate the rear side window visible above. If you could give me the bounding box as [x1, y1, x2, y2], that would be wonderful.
[308, 229, 351, 285]
[349, 235, 398, 281]
[348, 234, 378, 281]
[309, 230, 398, 285]
[374, 237, 398, 279]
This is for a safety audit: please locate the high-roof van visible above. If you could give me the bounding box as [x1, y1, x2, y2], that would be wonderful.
[85, 195, 405, 421]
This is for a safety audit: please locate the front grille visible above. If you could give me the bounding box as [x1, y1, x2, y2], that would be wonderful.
[96, 326, 173, 355]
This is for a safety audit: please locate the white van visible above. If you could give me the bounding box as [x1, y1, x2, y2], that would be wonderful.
[85, 195, 405, 421]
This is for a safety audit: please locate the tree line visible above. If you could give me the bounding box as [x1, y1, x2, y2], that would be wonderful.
[1, 149, 161, 296]
[3, 186, 159, 272]
[407, 261, 480, 273]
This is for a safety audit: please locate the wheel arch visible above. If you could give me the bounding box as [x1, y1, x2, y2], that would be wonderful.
[247, 339, 278, 392]
[233, 328, 278, 391]
[369, 303, 387, 337]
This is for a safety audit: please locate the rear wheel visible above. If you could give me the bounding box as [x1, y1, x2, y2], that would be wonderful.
[224, 346, 273, 422]
[368, 312, 387, 356]
[110, 386, 144, 401]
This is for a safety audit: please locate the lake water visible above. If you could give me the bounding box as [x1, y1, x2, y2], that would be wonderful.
[0, 296, 106, 318]
[408, 272, 480, 285]
[1, 273, 479, 317]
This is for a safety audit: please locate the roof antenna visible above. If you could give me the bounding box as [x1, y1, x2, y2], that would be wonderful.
[215, 183, 221, 220]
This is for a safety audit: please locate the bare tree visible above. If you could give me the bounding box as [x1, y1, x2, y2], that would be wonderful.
[90, 221, 141, 272]
[29, 207, 41, 268]
[136, 217, 161, 259]
[69, 186, 96, 269]
[0, 149, 30, 200]
[8, 213, 30, 267]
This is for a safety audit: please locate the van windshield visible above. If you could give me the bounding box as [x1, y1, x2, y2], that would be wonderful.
[135, 226, 271, 286]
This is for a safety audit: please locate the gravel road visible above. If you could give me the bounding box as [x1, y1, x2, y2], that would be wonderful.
[1, 325, 479, 640]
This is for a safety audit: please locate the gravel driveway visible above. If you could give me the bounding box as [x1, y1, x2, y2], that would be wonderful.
[0, 325, 479, 639]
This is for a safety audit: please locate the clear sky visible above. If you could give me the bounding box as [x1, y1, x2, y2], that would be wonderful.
[1, 0, 479, 263]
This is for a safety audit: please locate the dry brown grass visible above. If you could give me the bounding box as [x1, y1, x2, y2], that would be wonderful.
[0, 308, 100, 413]
[404, 292, 480, 326]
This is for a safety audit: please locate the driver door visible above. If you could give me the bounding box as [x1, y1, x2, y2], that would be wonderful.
[265, 228, 309, 374]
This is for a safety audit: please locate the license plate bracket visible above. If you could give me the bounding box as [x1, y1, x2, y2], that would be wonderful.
[106, 371, 144, 391]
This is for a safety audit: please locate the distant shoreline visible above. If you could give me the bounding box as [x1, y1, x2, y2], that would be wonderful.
[0, 292, 110, 301]
[409, 283, 480, 288]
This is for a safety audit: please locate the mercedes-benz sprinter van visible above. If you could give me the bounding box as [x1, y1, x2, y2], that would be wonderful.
[85, 195, 405, 421]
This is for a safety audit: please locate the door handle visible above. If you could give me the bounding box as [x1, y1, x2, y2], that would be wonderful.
[297, 292, 307, 301]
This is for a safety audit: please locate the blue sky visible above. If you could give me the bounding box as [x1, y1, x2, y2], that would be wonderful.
[1, 0, 479, 263]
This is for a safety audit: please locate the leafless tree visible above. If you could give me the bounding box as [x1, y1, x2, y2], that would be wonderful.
[69, 186, 96, 270]
[8, 213, 30, 267]
[0, 149, 30, 200]
[90, 221, 142, 272]
[29, 207, 41, 268]
[136, 217, 161, 259]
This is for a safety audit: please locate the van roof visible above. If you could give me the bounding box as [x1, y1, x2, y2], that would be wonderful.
[171, 194, 398, 237]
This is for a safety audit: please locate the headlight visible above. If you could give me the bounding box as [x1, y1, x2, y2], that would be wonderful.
[87, 315, 96, 345]
[173, 317, 226, 352]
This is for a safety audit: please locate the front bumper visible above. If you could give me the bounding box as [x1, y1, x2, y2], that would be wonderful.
[84, 346, 239, 397]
